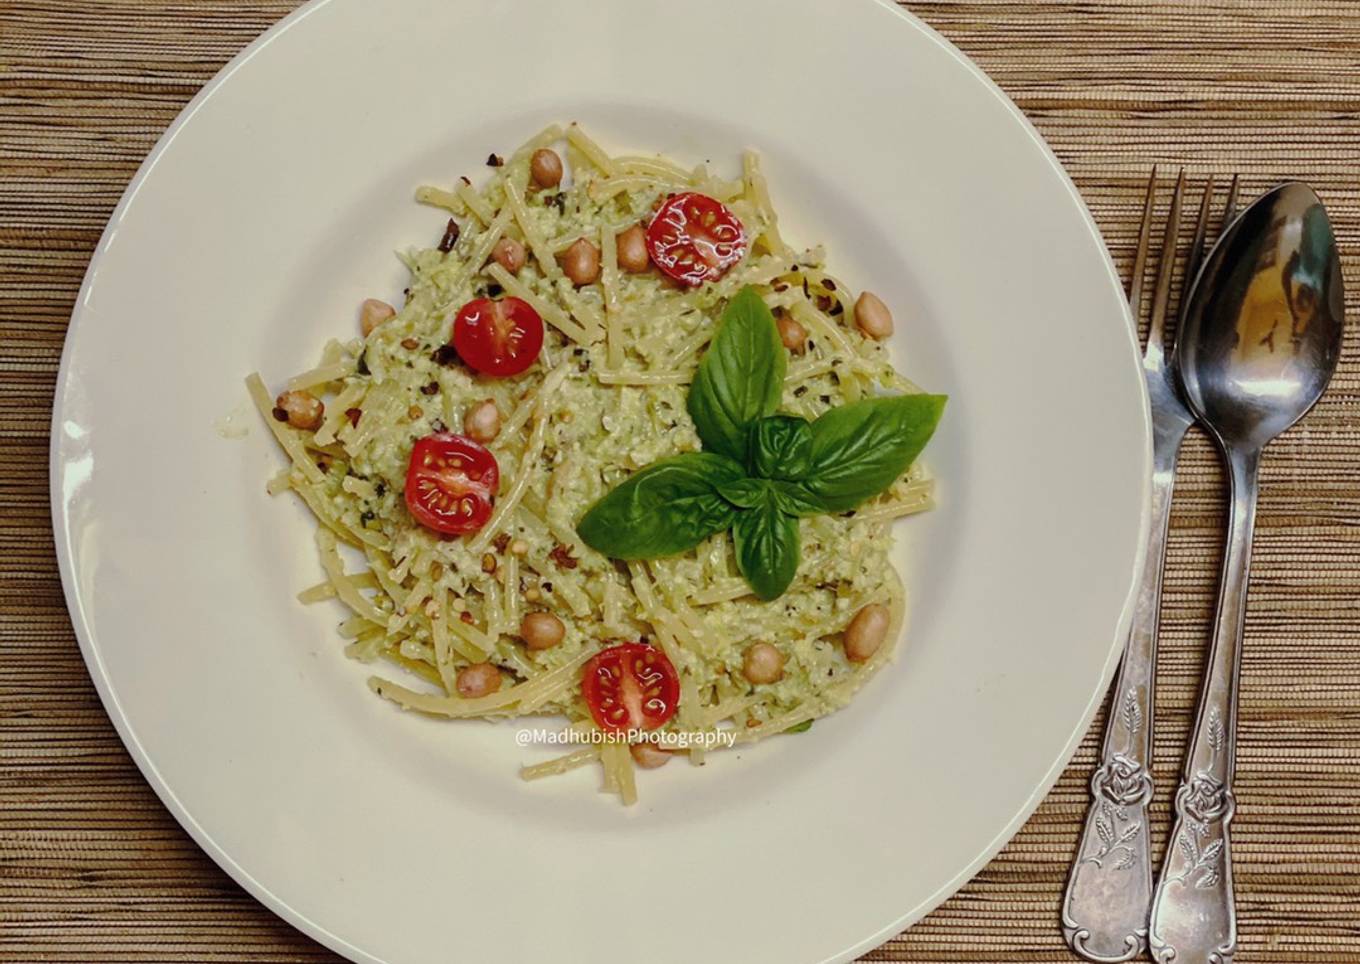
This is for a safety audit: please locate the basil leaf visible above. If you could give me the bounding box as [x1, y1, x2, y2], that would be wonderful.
[577, 453, 745, 559]
[801, 394, 946, 512]
[769, 480, 826, 517]
[721, 477, 821, 518]
[749, 414, 812, 479]
[785, 719, 814, 734]
[731, 496, 800, 601]
[687, 287, 786, 463]
[717, 477, 770, 509]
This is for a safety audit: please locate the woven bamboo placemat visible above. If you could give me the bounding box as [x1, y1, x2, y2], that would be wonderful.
[4, 1, 1359, 960]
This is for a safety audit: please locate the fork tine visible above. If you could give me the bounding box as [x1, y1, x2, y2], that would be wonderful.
[1128, 167, 1158, 318]
[1146, 169, 1185, 354]
[1182, 174, 1215, 295]
[1221, 173, 1241, 232]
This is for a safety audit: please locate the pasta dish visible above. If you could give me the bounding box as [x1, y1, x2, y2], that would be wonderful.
[247, 124, 945, 804]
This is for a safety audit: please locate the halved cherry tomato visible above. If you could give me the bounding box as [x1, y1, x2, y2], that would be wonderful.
[404, 433, 500, 535]
[452, 296, 544, 377]
[581, 642, 681, 732]
[646, 192, 747, 287]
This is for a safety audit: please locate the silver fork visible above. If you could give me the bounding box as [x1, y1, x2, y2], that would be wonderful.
[1061, 169, 1238, 962]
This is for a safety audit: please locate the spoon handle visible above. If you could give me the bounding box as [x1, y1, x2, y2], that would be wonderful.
[1149, 445, 1261, 964]
[1062, 421, 1184, 962]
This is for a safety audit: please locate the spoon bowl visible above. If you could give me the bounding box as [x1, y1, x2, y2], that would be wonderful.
[1177, 181, 1344, 450]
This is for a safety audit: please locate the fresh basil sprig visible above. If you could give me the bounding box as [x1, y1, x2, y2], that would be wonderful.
[578, 285, 946, 600]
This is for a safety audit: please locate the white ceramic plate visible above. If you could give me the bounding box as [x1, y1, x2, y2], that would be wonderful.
[52, 1, 1149, 961]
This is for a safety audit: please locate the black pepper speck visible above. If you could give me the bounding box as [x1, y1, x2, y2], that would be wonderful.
[432, 344, 460, 367]
[437, 218, 460, 254]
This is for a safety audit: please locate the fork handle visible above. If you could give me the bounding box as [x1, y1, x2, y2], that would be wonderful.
[1062, 424, 1185, 962]
[1149, 445, 1259, 964]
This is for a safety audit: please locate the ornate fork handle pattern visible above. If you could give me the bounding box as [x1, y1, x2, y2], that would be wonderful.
[1062, 426, 1184, 962]
[1064, 171, 1238, 962]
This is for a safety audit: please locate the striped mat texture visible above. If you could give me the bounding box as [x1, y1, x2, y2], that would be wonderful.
[2, 2, 1358, 960]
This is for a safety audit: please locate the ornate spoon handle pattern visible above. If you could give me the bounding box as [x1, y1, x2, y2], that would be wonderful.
[1148, 446, 1260, 964]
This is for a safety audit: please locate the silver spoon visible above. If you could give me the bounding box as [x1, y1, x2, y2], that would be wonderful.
[1149, 182, 1344, 964]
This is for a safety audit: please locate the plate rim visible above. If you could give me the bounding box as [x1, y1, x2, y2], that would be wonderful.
[48, 1, 1152, 960]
